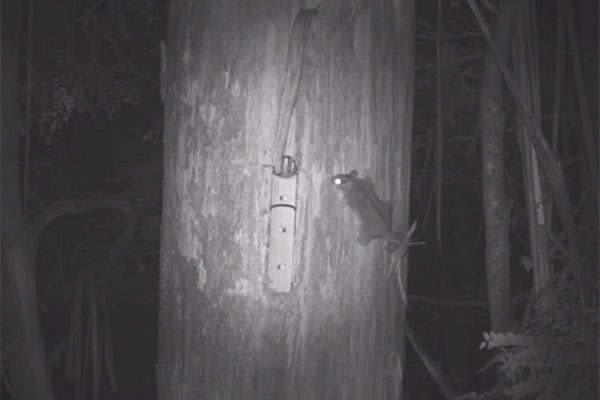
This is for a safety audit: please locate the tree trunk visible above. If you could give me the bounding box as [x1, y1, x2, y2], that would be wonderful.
[478, 0, 518, 335]
[1, 0, 57, 398]
[157, 0, 414, 399]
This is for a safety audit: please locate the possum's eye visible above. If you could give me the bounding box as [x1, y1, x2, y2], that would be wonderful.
[333, 176, 350, 187]
[333, 170, 358, 189]
[332, 175, 352, 190]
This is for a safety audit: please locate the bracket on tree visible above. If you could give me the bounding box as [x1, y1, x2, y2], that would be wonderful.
[266, 165, 297, 293]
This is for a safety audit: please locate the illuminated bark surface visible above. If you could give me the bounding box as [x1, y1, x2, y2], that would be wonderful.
[157, 1, 415, 398]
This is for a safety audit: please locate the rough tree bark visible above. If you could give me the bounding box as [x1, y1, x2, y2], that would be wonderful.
[157, 0, 414, 399]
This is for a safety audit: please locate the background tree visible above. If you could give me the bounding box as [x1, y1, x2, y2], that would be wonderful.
[408, 0, 597, 398]
[1, 0, 163, 399]
[157, 0, 415, 398]
[474, 0, 599, 397]
[1, 0, 57, 398]
[475, 0, 519, 338]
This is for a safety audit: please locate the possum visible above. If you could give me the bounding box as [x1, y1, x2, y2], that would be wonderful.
[332, 170, 408, 251]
